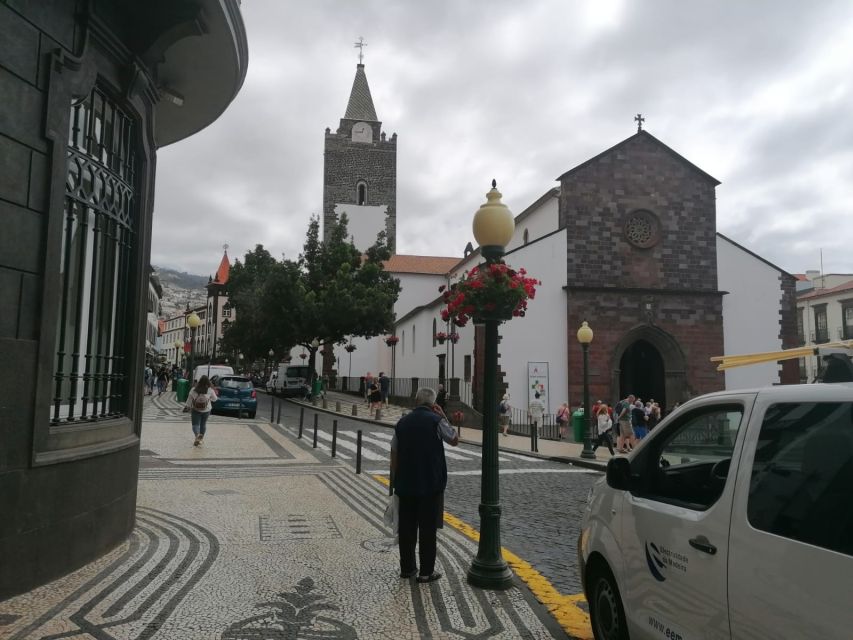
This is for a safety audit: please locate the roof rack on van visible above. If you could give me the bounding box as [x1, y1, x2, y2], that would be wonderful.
[711, 341, 853, 383]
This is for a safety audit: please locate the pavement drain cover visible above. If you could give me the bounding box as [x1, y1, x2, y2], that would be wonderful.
[361, 538, 396, 553]
[259, 514, 342, 542]
[204, 489, 238, 496]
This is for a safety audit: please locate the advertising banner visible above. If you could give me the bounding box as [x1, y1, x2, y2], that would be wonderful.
[527, 362, 549, 412]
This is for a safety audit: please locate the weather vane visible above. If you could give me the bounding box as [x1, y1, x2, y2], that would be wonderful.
[354, 36, 367, 64]
[223, 243, 229, 253]
[634, 113, 645, 132]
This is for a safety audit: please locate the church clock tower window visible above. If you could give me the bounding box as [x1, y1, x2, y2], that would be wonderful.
[357, 181, 367, 205]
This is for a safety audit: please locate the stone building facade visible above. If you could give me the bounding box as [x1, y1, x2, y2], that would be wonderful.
[0, 1, 247, 598]
[323, 64, 397, 253]
[560, 131, 725, 408]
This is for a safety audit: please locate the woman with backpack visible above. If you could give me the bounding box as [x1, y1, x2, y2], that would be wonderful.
[184, 375, 218, 446]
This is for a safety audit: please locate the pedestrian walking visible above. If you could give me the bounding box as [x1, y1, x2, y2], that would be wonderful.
[364, 371, 374, 405]
[499, 393, 511, 436]
[183, 375, 218, 446]
[632, 400, 649, 439]
[368, 379, 382, 410]
[615, 394, 637, 453]
[435, 384, 447, 412]
[379, 372, 391, 406]
[555, 401, 570, 440]
[528, 392, 545, 452]
[390, 387, 459, 583]
[594, 405, 616, 455]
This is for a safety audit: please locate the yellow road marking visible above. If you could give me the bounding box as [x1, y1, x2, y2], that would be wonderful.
[372, 474, 593, 639]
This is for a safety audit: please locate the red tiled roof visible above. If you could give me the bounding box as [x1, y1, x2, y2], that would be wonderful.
[383, 254, 460, 275]
[213, 252, 231, 284]
[798, 279, 853, 301]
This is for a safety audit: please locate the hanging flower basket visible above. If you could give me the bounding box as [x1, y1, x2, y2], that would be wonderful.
[448, 332, 460, 344]
[440, 262, 540, 327]
[385, 336, 399, 347]
[435, 331, 448, 344]
[344, 344, 357, 353]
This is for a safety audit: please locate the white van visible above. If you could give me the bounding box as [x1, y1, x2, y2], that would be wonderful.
[192, 364, 234, 382]
[579, 383, 853, 640]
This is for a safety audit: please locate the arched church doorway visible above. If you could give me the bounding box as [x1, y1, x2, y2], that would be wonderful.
[619, 339, 666, 409]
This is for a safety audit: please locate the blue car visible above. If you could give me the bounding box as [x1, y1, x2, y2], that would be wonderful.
[212, 375, 257, 418]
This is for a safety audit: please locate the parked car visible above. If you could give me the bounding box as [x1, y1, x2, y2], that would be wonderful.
[579, 382, 853, 640]
[211, 375, 257, 418]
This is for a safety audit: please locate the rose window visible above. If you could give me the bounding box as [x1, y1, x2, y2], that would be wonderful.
[624, 210, 660, 248]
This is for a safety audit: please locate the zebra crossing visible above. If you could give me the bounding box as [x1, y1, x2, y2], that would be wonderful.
[271, 419, 547, 471]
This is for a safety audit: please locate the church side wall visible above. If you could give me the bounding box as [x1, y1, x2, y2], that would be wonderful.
[506, 196, 559, 253]
[717, 237, 786, 389]
[395, 273, 446, 320]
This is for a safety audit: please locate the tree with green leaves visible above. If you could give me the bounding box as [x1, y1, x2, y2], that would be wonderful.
[222, 215, 400, 383]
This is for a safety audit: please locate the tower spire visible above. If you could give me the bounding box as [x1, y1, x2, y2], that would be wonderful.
[344, 61, 378, 121]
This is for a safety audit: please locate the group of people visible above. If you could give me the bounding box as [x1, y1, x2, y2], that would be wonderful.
[364, 371, 391, 409]
[592, 394, 662, 455]
[143, 364, 178, 396]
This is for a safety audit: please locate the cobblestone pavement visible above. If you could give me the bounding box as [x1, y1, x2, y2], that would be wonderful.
[255, 392, 603, 597]
[0, 394, 581, 639]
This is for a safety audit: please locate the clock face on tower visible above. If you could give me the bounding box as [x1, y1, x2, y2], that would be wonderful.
[352, 121, 373, 143]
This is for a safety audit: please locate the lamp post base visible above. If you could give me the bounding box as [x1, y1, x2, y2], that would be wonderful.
[466, 502, 513, 590]
[580, 449, 597, 459]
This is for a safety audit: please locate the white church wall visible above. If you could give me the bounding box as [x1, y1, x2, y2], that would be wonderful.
[505, 194, 559, 253]
[395, 272, 447, 319]
[498, 229, 568, 414]
[335, 203, 388, 253]
[717, 235, 785, 389]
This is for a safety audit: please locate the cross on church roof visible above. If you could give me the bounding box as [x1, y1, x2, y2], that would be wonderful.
[635, 113, 645, 132]
[354, 36, 367, 64]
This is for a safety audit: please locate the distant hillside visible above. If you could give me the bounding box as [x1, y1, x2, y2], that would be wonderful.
[154, 267, 209, 291]
[153, 266, 209, 319]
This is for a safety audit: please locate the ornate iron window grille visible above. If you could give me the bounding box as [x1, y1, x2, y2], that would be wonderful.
[52, 86, 137, 425]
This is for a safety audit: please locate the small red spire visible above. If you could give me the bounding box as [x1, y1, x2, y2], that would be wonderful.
[213, 250, 231, 284]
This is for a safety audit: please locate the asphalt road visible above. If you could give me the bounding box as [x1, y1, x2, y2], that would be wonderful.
[254, 393, 602, 597]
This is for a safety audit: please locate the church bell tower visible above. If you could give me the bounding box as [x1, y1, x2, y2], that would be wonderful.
[323, 55, 397, 253]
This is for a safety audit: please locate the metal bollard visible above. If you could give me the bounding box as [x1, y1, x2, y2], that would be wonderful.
[298, 407, 304, 439]
[351, 404, 357, 417]
[375, 408, 381, 420]
[336, 401, 341, 412]
[331, 420, 338, 458]
[530, 424, 536, 452]
[312, 414, 318, 448]
[322, 397, 327, 409]
[276, 401, 282, 425]
[356, 430, 362, 474]
[270, 397, 275, 422]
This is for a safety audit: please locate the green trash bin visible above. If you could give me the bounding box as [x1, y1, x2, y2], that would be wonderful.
[311, 378, 322, 398]
[572, 409, 586, 443]
[176, 378, 190, 403]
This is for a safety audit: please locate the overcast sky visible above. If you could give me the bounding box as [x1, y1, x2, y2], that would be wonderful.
[151, 0, 853, 278]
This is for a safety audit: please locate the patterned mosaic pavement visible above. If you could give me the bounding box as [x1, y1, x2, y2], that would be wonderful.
[0, 396, 575, 639]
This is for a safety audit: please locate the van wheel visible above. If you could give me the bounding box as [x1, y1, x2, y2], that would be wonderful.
[588, 564, 628, 640]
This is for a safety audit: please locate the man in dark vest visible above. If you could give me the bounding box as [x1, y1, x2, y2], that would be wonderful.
[390, 387, 459, 583]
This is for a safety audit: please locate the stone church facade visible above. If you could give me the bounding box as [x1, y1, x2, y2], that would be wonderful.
[561, 131, 726, 409]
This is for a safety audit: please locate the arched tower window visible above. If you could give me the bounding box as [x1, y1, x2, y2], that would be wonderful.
[357, 181, 367, 206]
[523, 228, 529, 245]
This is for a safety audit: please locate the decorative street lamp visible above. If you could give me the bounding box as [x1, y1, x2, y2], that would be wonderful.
[385, 335, 399, 397]
[467, 180, 515, 590]
[238, 352, 244, 373]
[577, 321, 596, 459]
[186, 312, 201, 380]
[268, 348, 275, 378]
[345, 342, 357, 379]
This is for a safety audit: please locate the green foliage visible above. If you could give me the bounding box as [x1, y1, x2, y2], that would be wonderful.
[222, 216, 400, 372]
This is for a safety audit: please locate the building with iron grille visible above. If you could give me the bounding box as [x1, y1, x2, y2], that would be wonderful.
[0, 1, 248, 598]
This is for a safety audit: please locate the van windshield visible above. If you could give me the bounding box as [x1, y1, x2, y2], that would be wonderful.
[285, 366, 310, 379]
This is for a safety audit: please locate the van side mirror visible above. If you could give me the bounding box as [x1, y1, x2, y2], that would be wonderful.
[606, 457, 633, 491]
